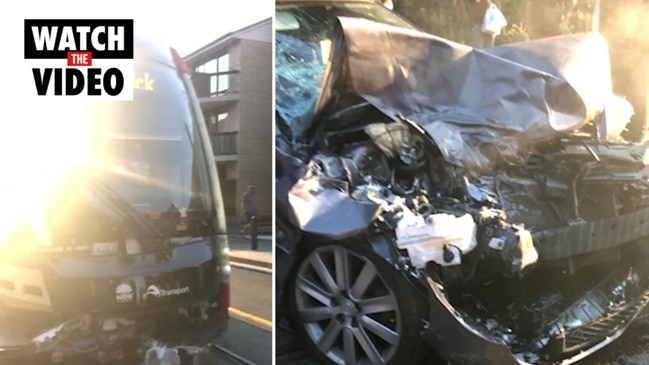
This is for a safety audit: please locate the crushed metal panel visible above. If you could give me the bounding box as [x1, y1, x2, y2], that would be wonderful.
[317, 17, 618, 171]
[288, 178, 381, 239]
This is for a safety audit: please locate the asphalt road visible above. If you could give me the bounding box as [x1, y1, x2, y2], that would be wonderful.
[230, 266, 273, 322]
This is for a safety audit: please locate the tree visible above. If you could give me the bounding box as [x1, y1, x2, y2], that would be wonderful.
[392, 0, 593, 45]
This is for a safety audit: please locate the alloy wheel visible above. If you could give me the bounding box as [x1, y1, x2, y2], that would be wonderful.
[295, 245, 401, 365]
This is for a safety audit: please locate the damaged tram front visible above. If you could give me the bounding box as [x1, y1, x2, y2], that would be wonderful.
[0, 35, 230, 364]
[276, 3, 649, 364]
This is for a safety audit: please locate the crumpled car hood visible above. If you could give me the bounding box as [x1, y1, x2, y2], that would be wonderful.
[310, 17, 618, 171]
[278, 16, 649, 364]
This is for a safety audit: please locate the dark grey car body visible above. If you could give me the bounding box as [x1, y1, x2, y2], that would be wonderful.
[276, 2, 649, 364]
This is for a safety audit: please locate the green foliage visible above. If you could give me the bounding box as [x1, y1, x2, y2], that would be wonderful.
[393, 0, 528, 44]
[392, 0, 596, 46]
[495, 23, 529, 45]
[393, 0, 474, 43]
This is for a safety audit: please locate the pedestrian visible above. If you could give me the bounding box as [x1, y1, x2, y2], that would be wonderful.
[240, 185, 257, 234]
[469, 0, 506, 48]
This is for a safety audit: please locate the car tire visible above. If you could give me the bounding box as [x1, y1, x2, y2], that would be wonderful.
[288, 241, 430, 365]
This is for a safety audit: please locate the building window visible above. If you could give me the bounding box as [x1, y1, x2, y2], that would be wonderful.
[205, 58, 217, 73]
[210, 77, 218, 95]
[218, 54, 229, 72]
[199, 54, 231, 96]
[206, 112, 229, 134]
[217, 54, 229, 93]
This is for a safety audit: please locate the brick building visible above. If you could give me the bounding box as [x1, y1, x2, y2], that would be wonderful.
[185, 18, 272, 222]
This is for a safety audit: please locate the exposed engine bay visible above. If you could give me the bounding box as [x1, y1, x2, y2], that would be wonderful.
[278, 17, 649, 364]
[287, 112, 649, 362]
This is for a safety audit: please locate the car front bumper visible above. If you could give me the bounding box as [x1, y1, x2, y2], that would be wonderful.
[420, 271, 649, 365]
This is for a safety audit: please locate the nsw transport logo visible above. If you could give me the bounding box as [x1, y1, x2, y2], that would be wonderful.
[115, 282, 134, 303]
[24, 19, 134, 99]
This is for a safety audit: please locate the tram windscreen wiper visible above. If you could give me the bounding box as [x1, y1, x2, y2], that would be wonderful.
[82, 176, 168, 248]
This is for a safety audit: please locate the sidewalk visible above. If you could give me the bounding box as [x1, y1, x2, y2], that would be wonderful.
[227, 224, 273, 269]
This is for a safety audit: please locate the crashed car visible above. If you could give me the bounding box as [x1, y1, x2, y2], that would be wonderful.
[0, 35, 230, 364]
[275, 1, 648, 364]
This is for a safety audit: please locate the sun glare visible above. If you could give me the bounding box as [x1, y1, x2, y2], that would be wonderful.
[0, 100, 97, 246]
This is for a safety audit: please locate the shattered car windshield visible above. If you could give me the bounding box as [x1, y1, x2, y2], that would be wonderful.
[275, 2, 414, 139]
